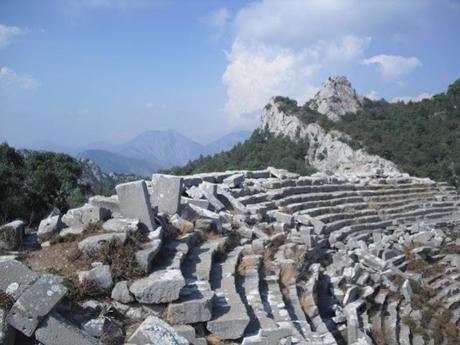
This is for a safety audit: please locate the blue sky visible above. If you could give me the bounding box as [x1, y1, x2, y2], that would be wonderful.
[1, 0, 459, 149]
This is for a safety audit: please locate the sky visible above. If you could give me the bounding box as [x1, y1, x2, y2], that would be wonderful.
[1, 0, 459, 149]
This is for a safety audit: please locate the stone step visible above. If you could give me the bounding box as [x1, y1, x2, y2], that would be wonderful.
[206, 246, 250, 340]
[277, 190, 361, 208]
[129, 234, 192, 304]
[324, 215, 383, 234]
[289, 196, 366, 214]
[316, 209, 378, 224]
[298, 202, 370, 218]
[239, 255, 292, 345]
[390, 206, 456, 221]
[166, 240, 224, 325]
[330, 220, 393, 244]
[363, 191, 435, 203]
[358, 186, 437, 197]
[239, 184, 359, 206]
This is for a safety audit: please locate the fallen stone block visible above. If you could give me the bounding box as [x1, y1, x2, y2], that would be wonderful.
[0, 220, 25, 250]
[78, 265, 113, 291]
[78, 233, 127, 256]
[181, 196, 210, 210]
[7, 275, 67, 337]
[62, 204, 109, 229]
[88, 195, 120, 214]
[166, 285, 214, 324]
[35, 313, 101, 345]
[129, 269, 185, 304]
[82, 316, 123, 340]
[151, 174, 183, 215]
[128, 315, 188, 345]
[38, 209, 64, 243]
[223, 173, 244, 188]
[111, 281, 134, 304]
[0, 259, 39, 299]
[116, 180, 156, 232]
[135, 239, 162, 273]
[102, 217, 139, 234]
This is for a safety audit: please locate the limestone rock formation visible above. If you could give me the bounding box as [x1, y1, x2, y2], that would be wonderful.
[261, 97, 399, 175]
[308, 76, 364, 121]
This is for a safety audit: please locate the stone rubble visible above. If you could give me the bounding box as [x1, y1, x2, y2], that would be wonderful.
[0, 168, 459, 344]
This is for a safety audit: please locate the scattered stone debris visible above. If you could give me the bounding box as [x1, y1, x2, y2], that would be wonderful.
[1, 169, 459, 344]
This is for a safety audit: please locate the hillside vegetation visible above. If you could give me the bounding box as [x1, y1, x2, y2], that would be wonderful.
[164, 128, 316, 176]
[0, 143, 89, 224]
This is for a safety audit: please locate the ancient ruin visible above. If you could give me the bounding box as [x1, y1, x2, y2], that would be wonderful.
[1, 167, 459, 344]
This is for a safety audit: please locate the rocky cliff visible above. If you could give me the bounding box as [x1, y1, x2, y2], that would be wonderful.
[260, 77, 399, 176]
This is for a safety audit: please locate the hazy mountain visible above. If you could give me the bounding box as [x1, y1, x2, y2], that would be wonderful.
[204, 130, 252, 155]
[77, 149, 160, 177]
[117, 129, 204, 168]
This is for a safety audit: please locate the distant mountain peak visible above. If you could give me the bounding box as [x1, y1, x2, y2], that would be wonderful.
[308, 76, 363, 121]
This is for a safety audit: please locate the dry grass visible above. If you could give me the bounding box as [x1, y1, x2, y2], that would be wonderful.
[237, 259, 253, 277]
[100, 330, 122, 345]
[262, 248, 274, 273]
[367, 201, 381, 211]
[299, 292, 315, 311]
[280, 265, 297, 286]
[206, 334, 225, 345]
[279, 206, 293, 215]
[0, 291, 15, 310]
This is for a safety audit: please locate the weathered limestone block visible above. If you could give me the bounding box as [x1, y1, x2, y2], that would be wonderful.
[116, 180, 156, 232]
[82, 316, 123, 340]
[7, 276, 67, 337]
[129, 269, 185, 304]
[62, 204, 109, 230]
[198, 182, 225, 212]
[0, 220, 25, 250]
[0, 259, 39, 299]
[151, 174, 183, 215]
[38, 209, 64, 243]
[102, 217, 139, 233]
[35, 313, 101, 345]
[223, 173, 244, 188]
[78, 265, 113, 291]
[128, 316, 188, 345]
[166, 285, 214, 324]
[111, 281, 134, 304]
[135, 239, 162, 273]
[78, 233, 127, 256]
[88, 195, 120, 214]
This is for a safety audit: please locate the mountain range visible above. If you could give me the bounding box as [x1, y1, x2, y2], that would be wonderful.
[73, 129, 251, 176]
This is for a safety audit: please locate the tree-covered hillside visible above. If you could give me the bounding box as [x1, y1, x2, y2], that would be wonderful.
[334, 79, 460, 187]
[0, 143, 90, 224]
[163, 129, 316, 176]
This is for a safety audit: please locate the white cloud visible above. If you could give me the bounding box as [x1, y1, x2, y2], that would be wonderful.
[0, 67, 39, 90]
[392, 92, 433, 103]
[362, 54, 422, 79]
[366, 90, 380, 100]
[223, 34, 369, 127]
[0, 24, 26, 49]
[222, 0, 433, 127]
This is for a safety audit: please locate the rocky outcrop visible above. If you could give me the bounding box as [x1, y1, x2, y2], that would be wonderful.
[261, 97, 399, 175]
[308, 76, 364, 121]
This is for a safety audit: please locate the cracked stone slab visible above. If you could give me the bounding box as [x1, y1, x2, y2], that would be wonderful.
[7, 275, 67, 337]
[35, 313, 101, 345]
[129, 269, 185, 304]
[0, 259, 39, 300]
[151, 174, 183, 215]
